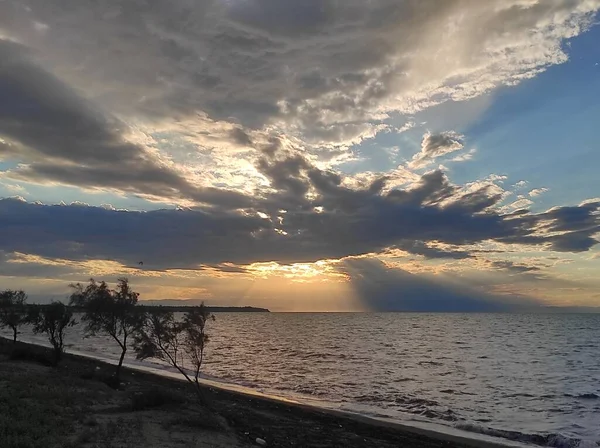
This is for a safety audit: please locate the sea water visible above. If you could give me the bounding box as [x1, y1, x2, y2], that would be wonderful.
[4, 313, 599, 447]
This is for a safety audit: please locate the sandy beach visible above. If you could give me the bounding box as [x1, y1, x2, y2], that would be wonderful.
[0, 338, 509, 448]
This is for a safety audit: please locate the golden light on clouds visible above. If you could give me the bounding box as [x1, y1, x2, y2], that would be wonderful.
[138, 285, 211, 300]
[7, 247, 599, 309]
[7, 252, 162, 278]
[246, 260, 348, 282]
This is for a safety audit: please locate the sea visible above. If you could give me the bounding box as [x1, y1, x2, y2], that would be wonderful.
[3, 313, 599, 447]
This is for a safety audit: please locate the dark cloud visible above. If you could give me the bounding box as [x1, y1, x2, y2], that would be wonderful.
[548, 231, 599, 252]
[229, 128, 254, 147]
[0, 0, 597, 310]
[499, 201, 600, 253]
[260, 136, 283, 158]
[341, 258, 539, 312]
[229, 0, 337, 37]
[257, 155, 312, 200]
[491, 260, 541, 274]
[0, 0, 595, 143]
[535, 202, 600, 252]
[0, 39, 251, 208]
[0, 152, 598, 270]
[541, 202, 600, 232]
[394, 241, 472, 260]
[0, 198, 269, 268]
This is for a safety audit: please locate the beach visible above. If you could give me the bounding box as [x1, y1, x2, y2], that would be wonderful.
[2, 313, 599, 448]
[0, 338, 494, 448]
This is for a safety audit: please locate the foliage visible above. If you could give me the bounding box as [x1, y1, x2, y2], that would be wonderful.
[133, 304, 214, 397]
[182, 307, 213, 383]
[28, 302, 76, 365]
[69, 278, 141, 379]
[0, 289, 28, 343]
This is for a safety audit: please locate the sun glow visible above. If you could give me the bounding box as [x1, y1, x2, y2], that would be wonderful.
[246, 260, 347, 282]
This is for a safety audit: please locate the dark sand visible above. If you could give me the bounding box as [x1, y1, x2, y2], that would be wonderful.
[0, 339, 501, 448]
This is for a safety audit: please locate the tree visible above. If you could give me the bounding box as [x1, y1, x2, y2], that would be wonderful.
[69, 278, 140, 380]
[133, 304, 214, 398]
[29, 302, 76, 364]
[0, 290, 28, 343]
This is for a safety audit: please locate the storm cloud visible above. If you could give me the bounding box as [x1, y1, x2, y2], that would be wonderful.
[0, 0, 598, 146]
[341, 258, 539, 312]
[0, 0, 599, 309]
[0, 152, 598, 270]
[0, 39, 251, 208]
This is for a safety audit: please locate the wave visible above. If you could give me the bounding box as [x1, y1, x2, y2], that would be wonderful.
[504, 392, 537, 398]
[353, 393, 458, 422]
[4, 327, 599, 448]
[455, 423, 599, 448]
[393, 377, 414, 383]
[501, 392, 599, 401]
[439, 389, 477, 396]
[417, 360, 444, 367]
[564, 393, 599, 400]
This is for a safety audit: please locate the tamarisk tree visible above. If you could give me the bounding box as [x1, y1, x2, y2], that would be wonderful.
[29, 302, 76, 364]
[70, 278, 141, 380]
[0, 289, 28, 343]
[133, 304, 213, 397]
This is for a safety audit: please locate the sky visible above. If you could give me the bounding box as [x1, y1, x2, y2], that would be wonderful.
[0, 0, 599, 311]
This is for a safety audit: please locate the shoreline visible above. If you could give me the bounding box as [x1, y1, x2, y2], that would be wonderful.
[0, 336, 532, 448]
[76, 351, 530, 448]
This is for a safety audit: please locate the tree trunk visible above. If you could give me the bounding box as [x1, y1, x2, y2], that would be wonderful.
[53, 345, 62, 366]
[116, 346, 126, 380]
[12, 327, 17, 343]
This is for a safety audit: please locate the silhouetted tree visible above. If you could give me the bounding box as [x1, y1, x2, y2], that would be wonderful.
[29, 302, 76, 364]
[133, 304, 213, 397]
[69, 278, 140, 380]
[182, 307, 213, 387]
[0, 290, 28, 343]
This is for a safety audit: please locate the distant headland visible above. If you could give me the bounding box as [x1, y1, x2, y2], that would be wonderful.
[24, 303, 270, 313]
[139, 305, 270, 313]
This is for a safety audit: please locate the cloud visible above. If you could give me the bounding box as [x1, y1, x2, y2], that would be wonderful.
[409, 131, 465, 168]
[529, 187, 549, 197]
[449, 147, 477, 164]
[229, 128, 254, 148]
[0, 39, 252, 207]
[0, 152, 598, 270]
[0, 0, 597, 149]
[0, 181, 26, 194]
[340, 258, 539, 312]
[500, 200, 600, 252]
[502, 197, 535, 212]
[0, 0, 597, 309]
[490, 260, 541, 274]
[393, 240, 472, 260]
[0, 0, 597, 205]
[513, 180, 529, 189]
